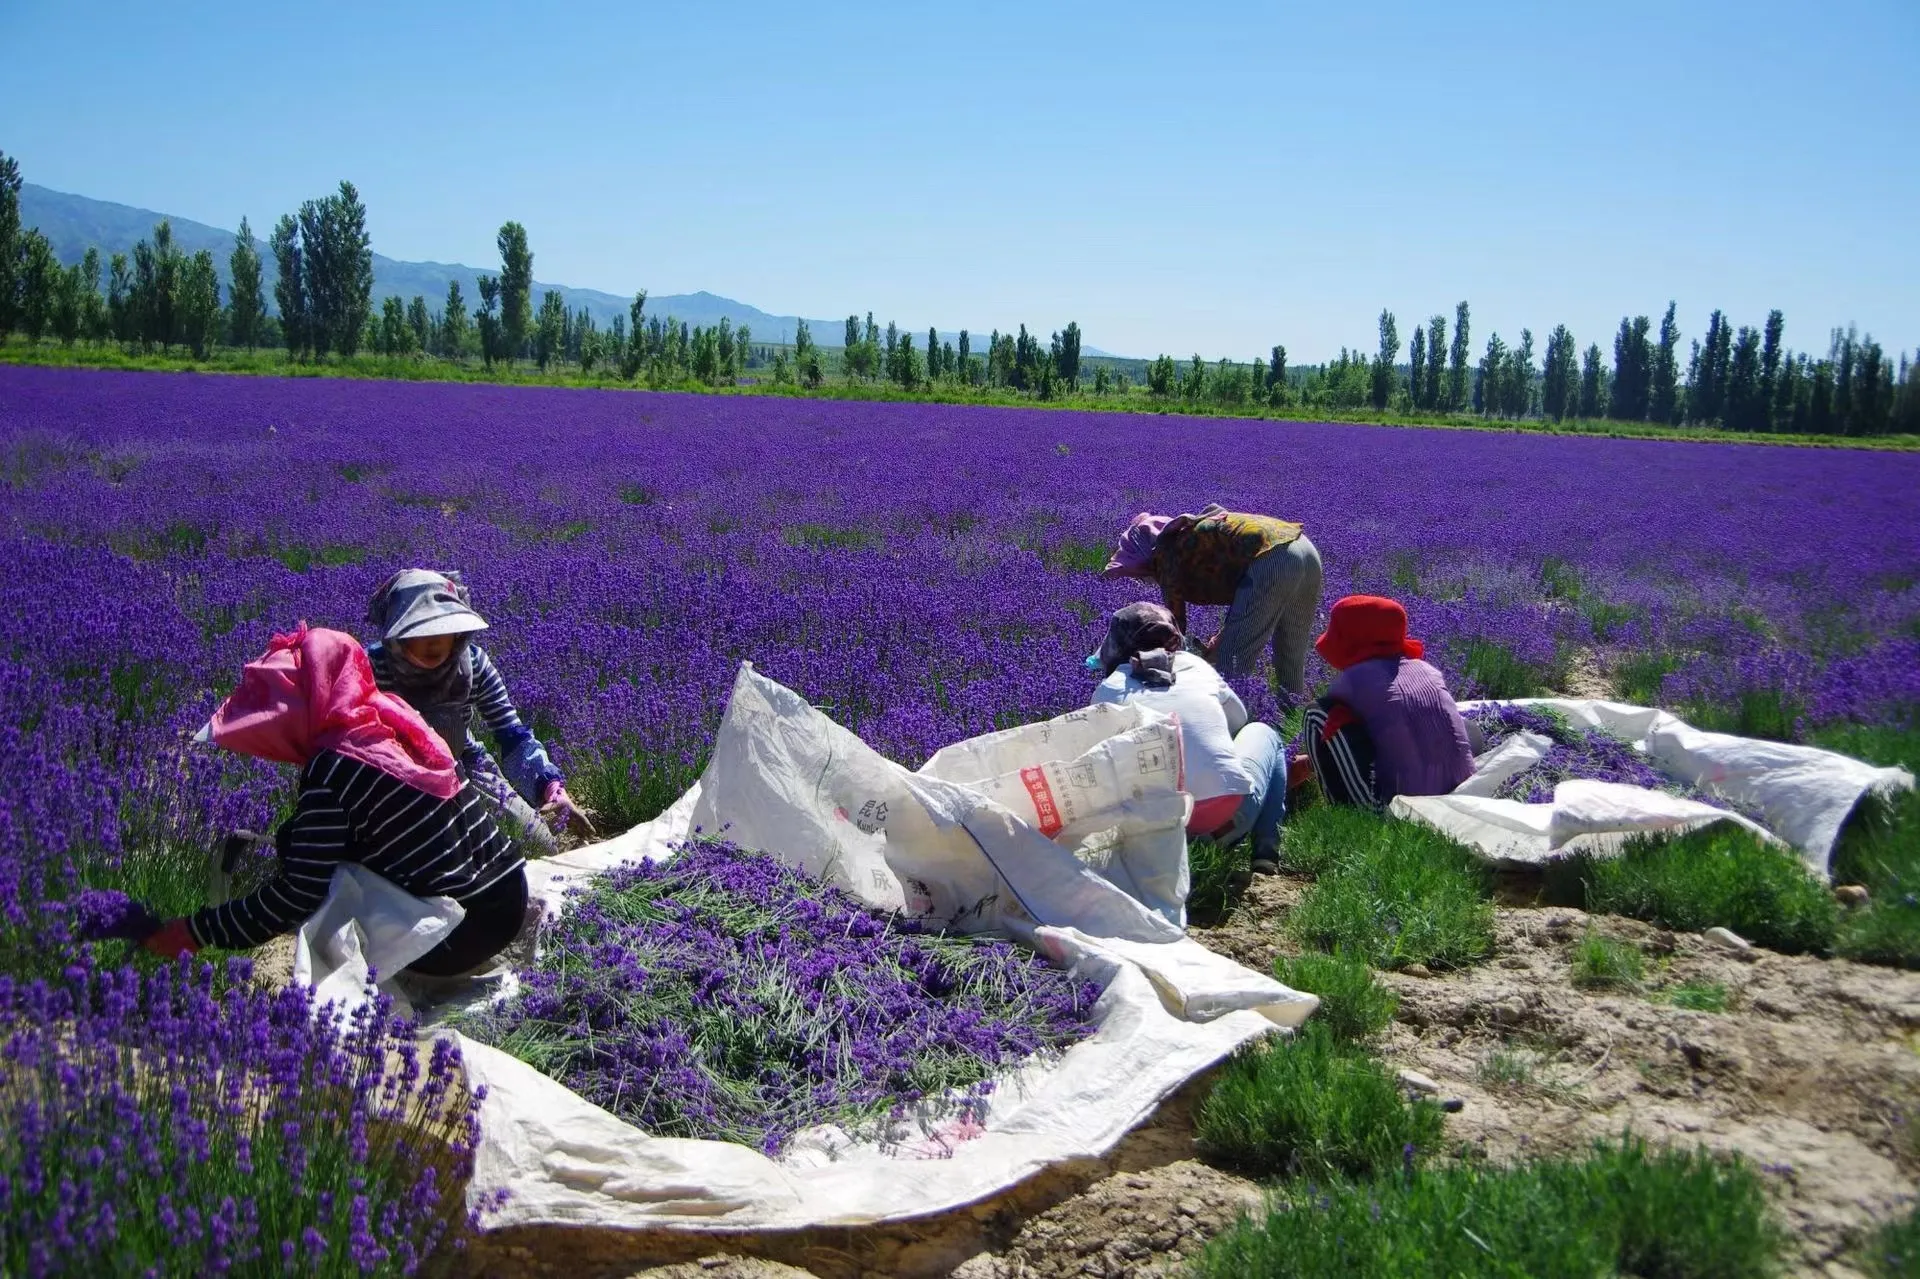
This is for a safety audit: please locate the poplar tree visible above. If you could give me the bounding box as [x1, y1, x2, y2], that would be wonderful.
[176, 250, 221, 359]
[1423, 314, 1446, 409]
[1408, 326, 1427, 412]
[1758, 309, 1785, 427]
[475, 275, 501, 368]
[1579, 343, 1606, 418]
[497, 222, 533, 364]
[223, 217, 264, 351]
[1446, 301, 1471, 411]
[1649, 302, 1680, 425]
[441, 280, 468, 357]
[1541, 325, 1576, 421]
[269, 214, 305, 358]
[1372, 309, 1399, 410]
[0, 152, 21, 335]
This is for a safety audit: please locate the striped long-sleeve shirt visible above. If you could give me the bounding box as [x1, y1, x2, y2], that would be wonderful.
[189, 751, 524, 950]
[367, 641, 564, 804]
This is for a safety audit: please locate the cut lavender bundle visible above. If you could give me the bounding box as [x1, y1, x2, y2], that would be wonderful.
[461, 841, 1103, 1156]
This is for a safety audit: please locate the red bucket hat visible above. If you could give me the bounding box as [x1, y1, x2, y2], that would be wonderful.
[1314, 595, 1425, 671]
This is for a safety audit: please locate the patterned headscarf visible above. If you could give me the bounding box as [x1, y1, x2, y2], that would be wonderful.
[1098, 602, 1186, 688]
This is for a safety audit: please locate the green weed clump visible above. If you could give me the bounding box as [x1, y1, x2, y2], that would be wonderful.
[1653, 981, 1731, 1013]
[1570, 929, 1646, 990]
[1195, 1022, 1444, 1180]
[1189, 1138, 1785, 1279]
[1818, 725, 1920, 969]
[1287, 819, 1495, 971]
[1459, 638, 1552, 699]
[1554, 824, 1839, 955]
[1273, 951, 1398, 1043]
[1859, 1204, 1920, 1278]
[569, 744, 706, 834]
[1276, 803, 1385, 877]
[1186, 836, 1247, 923]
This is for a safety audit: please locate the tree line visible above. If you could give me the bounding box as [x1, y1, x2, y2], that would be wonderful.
[3, 150, 1916, 436]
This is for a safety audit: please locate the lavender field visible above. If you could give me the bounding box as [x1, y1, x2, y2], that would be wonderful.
[3, 363, 1918, 959]
[4, 364, 1920, 1271]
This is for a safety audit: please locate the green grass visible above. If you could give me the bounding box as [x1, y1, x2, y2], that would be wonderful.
[1817, 724, 1920, 969]
[1188, 1138, 1786, 1279]
[1459, 638, 1556, 699]
[1187, 836, 1247, 923]
[1550, 824, 1839, 955]
[1194, 1022, 1445, 1179]
[1651, 981, 1730, 1013]
[1858, 1204, 1920, 1278]
[1612, 649, 1684, 705]
[1476, 1047, 1541, 1090]
[1686, 689, 1806, 744]
[1273, 951, 1398, 1043]
[568, 745, 705, 835]
[1286, 813, 1495, 971]
[1276, 802, 1385, 877]
[1570, 929, 1646, 990]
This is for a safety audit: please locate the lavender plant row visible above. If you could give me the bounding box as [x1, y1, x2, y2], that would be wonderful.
[1, 363, 1917, 969]
[459, 841, 1104, 1155]
[0, 955, 487, 1276]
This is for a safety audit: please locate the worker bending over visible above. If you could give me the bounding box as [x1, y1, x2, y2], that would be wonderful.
[1103, 503, 1323, 696]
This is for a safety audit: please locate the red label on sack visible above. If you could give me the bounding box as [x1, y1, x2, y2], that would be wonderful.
[1020, 765, 1063, 838]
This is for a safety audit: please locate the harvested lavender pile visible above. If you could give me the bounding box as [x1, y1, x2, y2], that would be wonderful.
[461, 841, 1104, 1156]
[1467, 703, 1747, 815]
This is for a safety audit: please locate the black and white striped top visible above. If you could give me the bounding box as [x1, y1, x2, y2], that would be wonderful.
[189, 751, 524, 951]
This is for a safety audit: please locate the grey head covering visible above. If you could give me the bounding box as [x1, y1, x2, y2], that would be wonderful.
[366, 569, 487, 759]
[1099, 601, 1185, 689]
[366, 569, 489, 643]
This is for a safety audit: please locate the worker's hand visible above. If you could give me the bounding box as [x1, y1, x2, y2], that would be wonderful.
[540, 783, 598, 840]
[140, 918, 200, 959]
[1287, 753, 1316, 791]
[1200, 633, 1221, 662]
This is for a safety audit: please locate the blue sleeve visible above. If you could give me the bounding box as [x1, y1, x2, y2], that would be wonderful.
[469, 646, 564, 802]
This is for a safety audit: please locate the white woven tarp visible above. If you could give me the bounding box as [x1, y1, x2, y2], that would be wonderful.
[297, 663, 1314, 1232]
[1392, 698, 1914, 877]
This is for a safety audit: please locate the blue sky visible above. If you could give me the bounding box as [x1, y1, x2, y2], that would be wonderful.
[3, 0, 1914, 361]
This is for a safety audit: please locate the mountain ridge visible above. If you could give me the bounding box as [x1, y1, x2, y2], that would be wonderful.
[19, 183, 1115, 356]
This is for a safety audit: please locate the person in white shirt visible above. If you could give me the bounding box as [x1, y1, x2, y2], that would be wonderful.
[1088, 602, 1288, 874]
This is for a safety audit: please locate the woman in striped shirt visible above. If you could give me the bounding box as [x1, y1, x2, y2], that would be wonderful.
[364, 569, 592, 856]
[139, 625, 529, 978]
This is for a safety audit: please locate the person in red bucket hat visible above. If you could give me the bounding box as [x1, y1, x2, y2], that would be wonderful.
[1297, 596, 1475, 813]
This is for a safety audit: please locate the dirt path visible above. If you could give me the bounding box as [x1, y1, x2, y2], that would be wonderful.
[465, 873, 1920, 1279]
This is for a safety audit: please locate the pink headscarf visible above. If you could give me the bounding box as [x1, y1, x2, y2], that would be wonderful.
[1103, 513, 1173, 578]
[207, 624, 462, 799]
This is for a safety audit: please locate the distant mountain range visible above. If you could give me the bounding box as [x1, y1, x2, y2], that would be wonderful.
[19, 184, 1116, 356]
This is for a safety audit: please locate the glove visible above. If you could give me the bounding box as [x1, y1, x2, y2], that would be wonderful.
[141, 918, 200, 959]
[540, 782, 597, 839]
[73, 891, 163, 943]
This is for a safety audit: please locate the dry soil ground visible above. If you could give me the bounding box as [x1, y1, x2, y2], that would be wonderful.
[458, 868, 1920, 1279]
